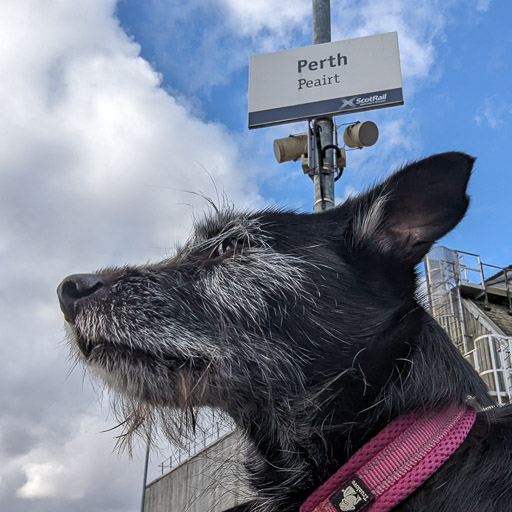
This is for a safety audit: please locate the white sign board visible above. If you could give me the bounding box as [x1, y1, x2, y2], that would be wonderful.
[248, 32, 403, 129]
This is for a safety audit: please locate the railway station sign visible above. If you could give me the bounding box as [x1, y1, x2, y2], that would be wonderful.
[248, 32, 403, 129]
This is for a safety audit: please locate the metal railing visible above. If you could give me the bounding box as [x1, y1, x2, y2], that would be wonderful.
[424, 246, 467, 350]
[425, 247, 512, 404]
[425, 247, 512, 350]
[464, 334, 512, 404]
[157, 412, 235, 475]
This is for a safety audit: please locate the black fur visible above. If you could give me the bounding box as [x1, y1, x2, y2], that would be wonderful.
[58, 152, 512, 511]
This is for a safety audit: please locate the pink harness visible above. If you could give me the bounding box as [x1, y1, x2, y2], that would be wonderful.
[300, 405, 476, 512]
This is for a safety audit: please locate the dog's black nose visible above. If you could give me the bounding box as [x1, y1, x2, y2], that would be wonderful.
[57, 273, 106, 324]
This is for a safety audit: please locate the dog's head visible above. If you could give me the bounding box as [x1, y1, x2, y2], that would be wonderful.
[58, 152, 475, 441]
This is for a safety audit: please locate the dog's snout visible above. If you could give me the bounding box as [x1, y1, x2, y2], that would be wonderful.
[57, 273, 106, 323]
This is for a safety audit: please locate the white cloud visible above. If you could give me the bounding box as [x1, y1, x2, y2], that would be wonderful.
[141, 0, 492, 101]
[0, 1, 262, 511]
[476, 0, 492, 12]
[474, 95, 511, 128]
[330, 0, 452, 85]
[220, 0, 310, 34]
[15, 413, 144, 503]
[0, 0, 262, 273]
[336, 184, 359, 205]
[122, 0, 478, 118]
[18, 463, 81, 500]
[208, 0, 459, 86]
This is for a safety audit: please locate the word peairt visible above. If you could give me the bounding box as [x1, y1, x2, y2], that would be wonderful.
[297, 53, 348, 91]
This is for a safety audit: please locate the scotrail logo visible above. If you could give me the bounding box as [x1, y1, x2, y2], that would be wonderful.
[356, 93, 387, 105]
[340, 93, 388, 110]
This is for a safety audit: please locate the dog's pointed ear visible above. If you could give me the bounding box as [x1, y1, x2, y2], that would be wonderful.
[345, 152, 475, 264]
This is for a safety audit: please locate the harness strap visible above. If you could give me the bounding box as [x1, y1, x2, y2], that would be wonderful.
[300, 405, 476, 512]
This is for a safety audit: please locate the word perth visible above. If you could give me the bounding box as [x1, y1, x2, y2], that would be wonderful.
[297, 52, 348, 90]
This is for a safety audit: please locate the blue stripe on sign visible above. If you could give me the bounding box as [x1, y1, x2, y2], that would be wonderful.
[248, 88, 404, 129]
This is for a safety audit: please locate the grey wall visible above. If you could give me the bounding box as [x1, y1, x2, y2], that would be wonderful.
[145, 432, 252, 512]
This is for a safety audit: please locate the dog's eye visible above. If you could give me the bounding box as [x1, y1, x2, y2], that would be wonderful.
[212, 238, 238, 258]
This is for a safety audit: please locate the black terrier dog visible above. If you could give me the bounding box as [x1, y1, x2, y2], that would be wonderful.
[58, 152, 512, 511]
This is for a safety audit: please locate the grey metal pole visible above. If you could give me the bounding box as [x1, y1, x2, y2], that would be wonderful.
[140, 432, 151, 512]
[312, 0, 335, 213]
[313, 0, 331, 44]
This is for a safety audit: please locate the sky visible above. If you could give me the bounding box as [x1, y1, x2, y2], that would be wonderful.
[0, 1, 510, 511]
